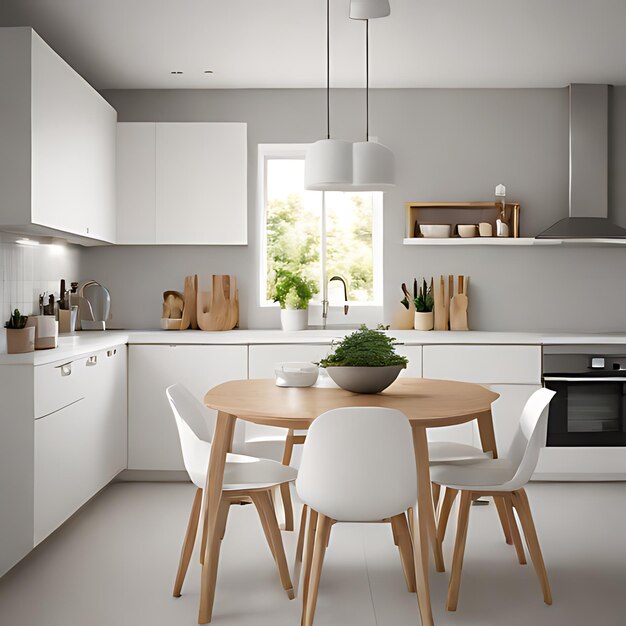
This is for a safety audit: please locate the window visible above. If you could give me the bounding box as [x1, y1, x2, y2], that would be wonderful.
[259, 145, 382, 309]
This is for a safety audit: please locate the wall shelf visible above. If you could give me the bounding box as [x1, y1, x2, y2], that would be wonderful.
[403, 237, 556, 246]
[403, 237, 626, 247]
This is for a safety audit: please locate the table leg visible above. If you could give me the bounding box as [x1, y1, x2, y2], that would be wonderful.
[198, 411, 236, 624]
[411, 426, 436, 626]
[476, 410, 513, 545]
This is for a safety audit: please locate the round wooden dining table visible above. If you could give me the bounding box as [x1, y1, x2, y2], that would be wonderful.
[199, 377, 500, 625]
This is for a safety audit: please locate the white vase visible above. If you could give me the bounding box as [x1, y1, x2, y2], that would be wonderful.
[280, 308, 308, 331]
[414, 311, 434, 331]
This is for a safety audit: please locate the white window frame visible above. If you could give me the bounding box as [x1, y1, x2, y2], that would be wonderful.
[258, 144, 383, 322]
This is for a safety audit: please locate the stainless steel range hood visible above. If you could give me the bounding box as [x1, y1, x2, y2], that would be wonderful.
[536, 84, 626, 239]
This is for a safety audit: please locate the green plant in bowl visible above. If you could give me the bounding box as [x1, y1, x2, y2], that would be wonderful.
[319, 325, 408, 393]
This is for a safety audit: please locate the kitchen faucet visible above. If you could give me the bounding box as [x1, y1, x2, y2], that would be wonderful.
[322, 275, 349, 329]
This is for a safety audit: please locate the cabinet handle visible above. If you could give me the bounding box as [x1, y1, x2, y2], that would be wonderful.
[107, 349, 117, 357]
[86, 355, 98, 366]
[59, 363, 72, 376]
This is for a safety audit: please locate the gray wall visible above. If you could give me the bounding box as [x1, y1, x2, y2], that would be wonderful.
[83, 87, 626, 332]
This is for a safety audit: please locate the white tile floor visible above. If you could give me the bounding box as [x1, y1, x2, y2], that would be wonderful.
[0, 481, 625, 626]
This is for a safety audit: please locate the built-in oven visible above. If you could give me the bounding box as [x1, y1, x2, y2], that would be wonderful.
[543, 346, 626, 447]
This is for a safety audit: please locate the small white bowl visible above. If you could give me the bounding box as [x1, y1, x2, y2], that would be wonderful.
[458, 224, 478, 238]
[274, 362, 319, 387]
[420, 224, 451, 238]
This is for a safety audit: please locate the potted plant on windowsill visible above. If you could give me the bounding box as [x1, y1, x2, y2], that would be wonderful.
[272, 270, 318, 331]
[4, 309, 35, 354]
[413, 278, 434, 331]
[318, 325, 408, 394]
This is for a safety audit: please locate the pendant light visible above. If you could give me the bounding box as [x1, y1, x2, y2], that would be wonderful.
[351, 16, 395, 190]
[305, 0, 353, 191]
[350, 0, 391, 19]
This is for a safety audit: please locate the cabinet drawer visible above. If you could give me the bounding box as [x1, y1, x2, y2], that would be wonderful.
[423, 345, 541, 384]
[34, 398, 89, 544]
[34, 356, 87, 418]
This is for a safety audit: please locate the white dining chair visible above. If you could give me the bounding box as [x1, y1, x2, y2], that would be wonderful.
[166, 384, 298, 605]
[430, 387, 556, 611]
[295, 406, 418, 626]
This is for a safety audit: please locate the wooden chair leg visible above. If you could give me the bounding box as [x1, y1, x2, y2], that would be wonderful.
[432, 482, 441, 511]
[390, 513, 416, 593]
[446, 490, 472, 612]
[301, 508, 318, 617]
[173, 487, 203, 597]
[295, 504, 308, 567]
[199, 499, 208, 565]
[251, 490, 295, 600]
[280, 430, 296, 531]
[251, 492, 277, 561]
[200, 496, 231, 621]
[512, 489, 552, 605]
[302, 514, 332, 626]
[436, 487, 458, 546]
[493, 496, 513, 545]
[504, 495, 527, 565]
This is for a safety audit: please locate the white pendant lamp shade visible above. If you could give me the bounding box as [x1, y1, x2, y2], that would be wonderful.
[305, 138, 354, 191]
[350, 0, 391, 20]
[352, 141, 395, 189]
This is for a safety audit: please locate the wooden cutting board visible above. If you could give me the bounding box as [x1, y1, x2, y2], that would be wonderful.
[197, 274, 239, 331]
[433, 275, 447, 330]
[180, 276, 195, 330]
[449, 275, 469, 331]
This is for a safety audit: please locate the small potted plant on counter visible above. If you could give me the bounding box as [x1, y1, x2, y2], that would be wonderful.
[413, 278, 434, 331]
[272, 270, 318, 331]
[319, 325, 408, 393]
[4, 309, 35, 354]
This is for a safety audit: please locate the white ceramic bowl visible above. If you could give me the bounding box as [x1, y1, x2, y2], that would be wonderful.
[458, 224, 478, 238]
[420, 224, 451, 238]
[274, 362, 319, 387]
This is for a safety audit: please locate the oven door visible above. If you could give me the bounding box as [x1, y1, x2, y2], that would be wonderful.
[544, 377, 626, 446]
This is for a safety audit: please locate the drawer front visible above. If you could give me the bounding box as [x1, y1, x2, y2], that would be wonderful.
[423, 345, 541, 384]
[34, 399, 89, 544]
[34, 356, 86, 418]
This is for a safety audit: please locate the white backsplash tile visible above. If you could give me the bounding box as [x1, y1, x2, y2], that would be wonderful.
[0, 234, 81, 321]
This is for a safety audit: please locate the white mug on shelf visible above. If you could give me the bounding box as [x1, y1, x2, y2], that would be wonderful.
[496, 219, 509, 238]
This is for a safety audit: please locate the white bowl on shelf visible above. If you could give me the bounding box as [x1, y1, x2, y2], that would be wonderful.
[458, 224, 478, 238]
[420, 224, 451, 238]
[274, 362, 319, 387]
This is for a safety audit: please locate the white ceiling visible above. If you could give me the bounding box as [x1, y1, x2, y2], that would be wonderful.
[2, 0, 626, 90]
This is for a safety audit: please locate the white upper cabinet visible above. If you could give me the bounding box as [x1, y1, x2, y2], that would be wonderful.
[116, 122, 248, 245]
[0, 28, 117, 244]
[116, 123, 156, 244]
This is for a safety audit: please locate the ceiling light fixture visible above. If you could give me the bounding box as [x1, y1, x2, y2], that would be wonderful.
[305, 0, 353, 191]
[350, 5, 395, 190]
[15, 238, 39, 246]
[350, 0, 390, 19]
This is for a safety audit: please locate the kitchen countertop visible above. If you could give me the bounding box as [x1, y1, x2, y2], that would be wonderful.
[2, 329, 626, 366]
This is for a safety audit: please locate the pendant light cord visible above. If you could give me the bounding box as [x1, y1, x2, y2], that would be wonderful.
[365, 19, 369, 141]
[326, 0, 330, 139]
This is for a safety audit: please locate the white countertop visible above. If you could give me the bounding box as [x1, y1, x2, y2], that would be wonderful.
[2, 328, 626, 366]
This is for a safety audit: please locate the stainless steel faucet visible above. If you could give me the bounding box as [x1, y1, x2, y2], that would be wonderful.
[322, 275, 349, 329]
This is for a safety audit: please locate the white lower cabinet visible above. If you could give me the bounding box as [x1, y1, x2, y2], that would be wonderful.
[34, 346, 127, 545]
[422, 345, 542, 450]
[128, 345, 248, 470]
